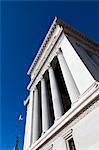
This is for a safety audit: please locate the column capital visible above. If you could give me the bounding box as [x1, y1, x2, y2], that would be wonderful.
[34, 85, 37, 91]
[56, 47, 63, 56]
[47, 63, 52, 70]
[39, 75, 43, 81]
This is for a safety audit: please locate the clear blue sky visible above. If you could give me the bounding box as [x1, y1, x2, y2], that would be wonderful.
[1, 1, 99, 150]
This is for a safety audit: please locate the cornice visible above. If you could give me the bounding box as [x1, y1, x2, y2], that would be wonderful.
[27, 30, 64, 91]
[57, 19, 99, 49]
[27, 28, 65, 91]
[27, 17, 99, 76]
[27, 17, 58, 76]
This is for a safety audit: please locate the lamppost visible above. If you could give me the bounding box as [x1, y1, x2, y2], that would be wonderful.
[14, 115, 23, 150]
[15, 136, 19, 150]
[14, 125, 20, 150]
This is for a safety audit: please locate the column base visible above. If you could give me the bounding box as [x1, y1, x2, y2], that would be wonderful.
[71, 99, 79, 106]
[54, 117, 61, 123]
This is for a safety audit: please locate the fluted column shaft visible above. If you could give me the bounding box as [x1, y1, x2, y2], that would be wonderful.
[33, 87, 41, 143]
[48, 65, 64, 121]
[57, 49, 80, 104]
[41, 77, 51, 134]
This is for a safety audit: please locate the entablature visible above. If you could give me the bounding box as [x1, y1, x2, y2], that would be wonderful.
[27, 27, 64, 91]
[27, 17, 99, 78]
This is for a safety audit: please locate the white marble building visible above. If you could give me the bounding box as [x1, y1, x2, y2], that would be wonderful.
[23, 17, 99, 150]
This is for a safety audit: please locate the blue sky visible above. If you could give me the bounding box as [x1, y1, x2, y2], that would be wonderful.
[1, 1, 99, 150]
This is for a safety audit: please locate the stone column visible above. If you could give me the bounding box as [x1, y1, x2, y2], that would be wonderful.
[41, 76, 51, 134]
[23, 91, 33, 150]
[23, 105, 30, 150]
[57, 48, 80, 104]
[48, 65, 64, 121]
[33, 86, 41, 143]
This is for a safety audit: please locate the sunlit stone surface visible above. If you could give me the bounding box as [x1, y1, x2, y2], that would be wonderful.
[23, 18, 99, 150]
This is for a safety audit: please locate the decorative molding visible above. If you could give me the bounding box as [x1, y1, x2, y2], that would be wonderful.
[56, 47, 62, 56]
[28, 82, 99, 150]
[40, 97, 99, 150]
[39, 96, 99, 150]
[27, 29, 64, 91]
[27, 17, 99, 77]
[45, 144, 53, 150]
[27, 17, 58, 76]
[62, 129, 73, 140]
[78, 81, 99, 100]
[24, 18, 99, 150]
[57, 18, 99, 48]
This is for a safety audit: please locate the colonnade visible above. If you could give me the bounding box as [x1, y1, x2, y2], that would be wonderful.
[31, 49, 80, 143]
